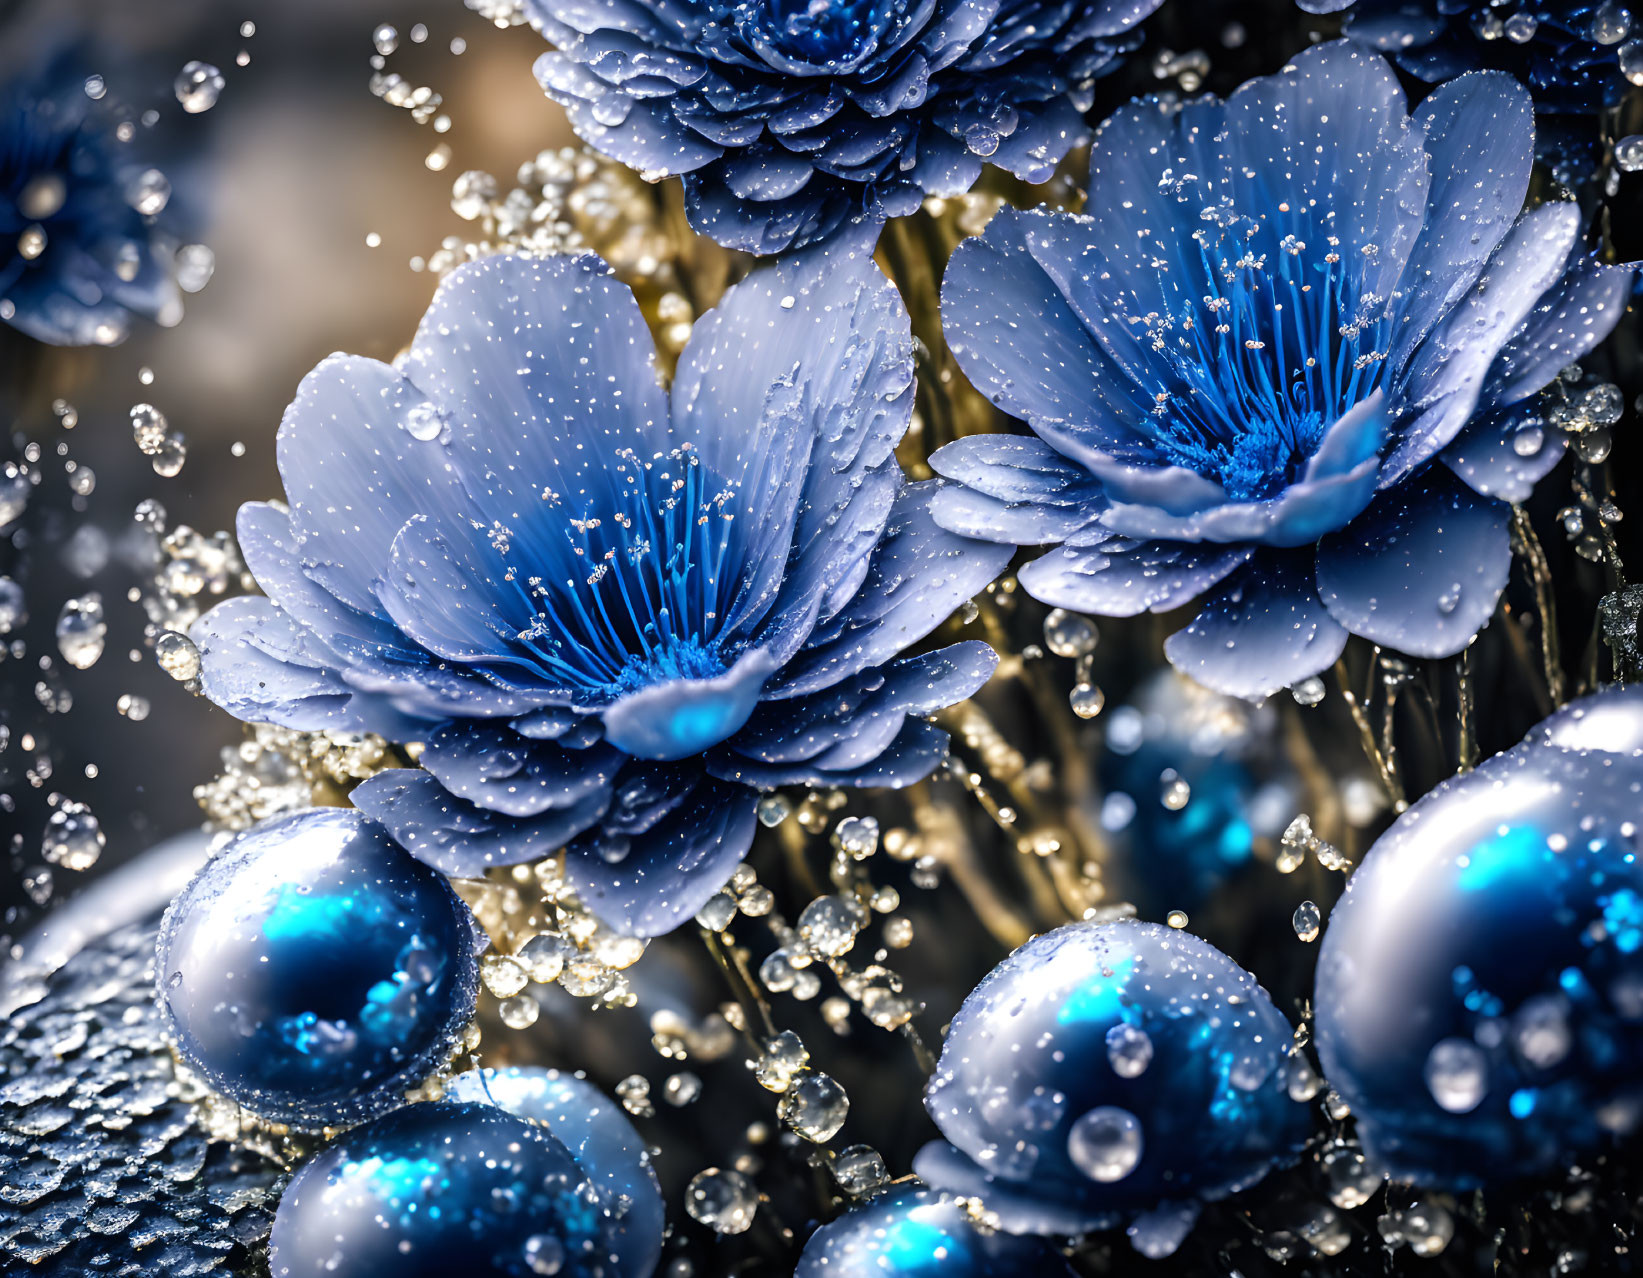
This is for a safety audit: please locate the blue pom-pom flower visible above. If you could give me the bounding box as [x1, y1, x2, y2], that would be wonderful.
[192, 246, 1009, 936]
[1300, 0, 1642, 113]
[525, 0, 1163, 254]
[928, 41, 1633, 700]
[0, 58, 186, 345]
[1316, 685, 1643, 1187]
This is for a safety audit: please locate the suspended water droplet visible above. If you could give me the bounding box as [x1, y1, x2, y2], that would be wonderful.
[130, 404, 169, 455]
[663, 1071, 702, 1106]
[1069, 682, 1105, 718]
[176, 243, 216, 293]
[1503, 12, 1538, 41]
[0, 577, 26, 634]
[695, 892, 736, 932]
[1067, 1105, 1144, 1182]
[155, 630, 201, 681]
[756, 793, 792, 826]
[522, 1233, 564, 1275]
[43, 800, 104, 871]
[499, 993, 539, 1028]
[174, 61, 225, 112]
[830, 1144, 887, 1195]
[56, 594, 107, 669]
[778, 1070, 849, 1141]
[1166, 909, 1189, 929]
[831, 814, 879, 859]
[1291, 676, 1326, 707]
[685, 1168, 757, 1234]
[373, 23, 401, 55]
[482, 953, 529, 998]
[1512, 994, 1571, 1069]
[1293, 900, 1321, 942]
[126, 168, 172, 216]
[798, 894, 866, 957]
[1043, 608, 1099, 658]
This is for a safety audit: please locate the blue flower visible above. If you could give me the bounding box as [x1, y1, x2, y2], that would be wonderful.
[525, 0, 1163, 254]
[1, 58, 185, 345]
[1301, 0, 1641, 113]
[929, 41, 1633, 700]
[192, 246, 1008, 936]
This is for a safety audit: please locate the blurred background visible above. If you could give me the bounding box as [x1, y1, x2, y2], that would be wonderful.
[0, 0, 575, 929]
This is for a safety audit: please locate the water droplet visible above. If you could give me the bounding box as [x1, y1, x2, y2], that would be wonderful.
[373, 23, 400, 55]
[126, 168, 172, 216]
[798, 894, 866, 957]
[1044, 608, 1099, 658]
[1424, 1037, 1489, 1113]
[482, 954, 529, 998]
[1166, 909, 1188, 929]
[830, 1144, 887, 1195]
[663, 1071, 702, 1106]
[1105, 1023, 1154, 1078]
[1069, 682, 1105, 718]
[778, 1071, 849, 1141]
[695, 892, 737, 932]
[1291, 676, 1326, 707]
[176, 243, 216, 293]
[1067, 1105, 1144, 1182]
[56, 594, 107, 669]
[175, 61, 225, 112]
[156, 630, 201, 681]
[43, 800, 104, 871]
[756, 793, 791, 826]
[1293, 900, 1321, 942]
[522, 1233, 563, 1274]
[499, 993, 539, 1028]
[685, 1168, 758, 1234]
[0, 577, 26, 634]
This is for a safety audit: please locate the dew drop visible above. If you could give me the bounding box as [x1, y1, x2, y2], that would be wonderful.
[175, 61, 225, 112]
[1067, 1106, 1144, 1182]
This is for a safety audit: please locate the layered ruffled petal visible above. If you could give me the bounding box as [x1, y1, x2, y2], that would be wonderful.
[1316, 465, 1511, 659]
[1163, 551, 1348, 700]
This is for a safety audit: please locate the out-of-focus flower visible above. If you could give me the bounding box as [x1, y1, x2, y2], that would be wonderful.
[524, 0, 1163, 254]
[0, 58, 184, 345]
[1301, 0, 1642, 113]
[192, 247, 1008, 936]
[930, 41, 1633, 700]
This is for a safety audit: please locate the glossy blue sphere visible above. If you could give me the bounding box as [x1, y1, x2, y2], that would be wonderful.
[269, 1100, 637, 1277]
[156, 808, 480, 1128]
[1316, 686, 1643, 1187]
[447, 1068, 663, 1278]
[1099, 672, 1297, 915]
[917, 919, 1309, 1235]
[795, 1189, 1077, 1278]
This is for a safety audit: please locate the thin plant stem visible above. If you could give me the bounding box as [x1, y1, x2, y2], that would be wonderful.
[1510, 504, 1566, 705]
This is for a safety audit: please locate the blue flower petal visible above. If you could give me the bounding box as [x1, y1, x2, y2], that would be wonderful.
[723, 641, 995, 765]
[403, 253, 671, 532]
[712, 716, 953, 788]
[275, 354, 475, 617]
[420, 721, 625, 819]
[1442, 403, 1565, 503]
[1393, 71, 1533, 361]
[1164, 551, 1348, 700]
[1019, 537, 1252, 617]
[672, 240, 912, 652]
[1317, 465, 1511, 658]
[352, 769, 612, 877]
[1483, 254, 1637, 409]
[192, 597, 367, 732]
[601, 647, 779, 761]
[772, 482, 1011, 697]
[564, 777, 756, 936]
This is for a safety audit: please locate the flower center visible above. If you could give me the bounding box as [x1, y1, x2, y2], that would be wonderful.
[1129, 211, 1395, 501]
[750, 0, 885, 65]
[511, 442, 745, 701]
